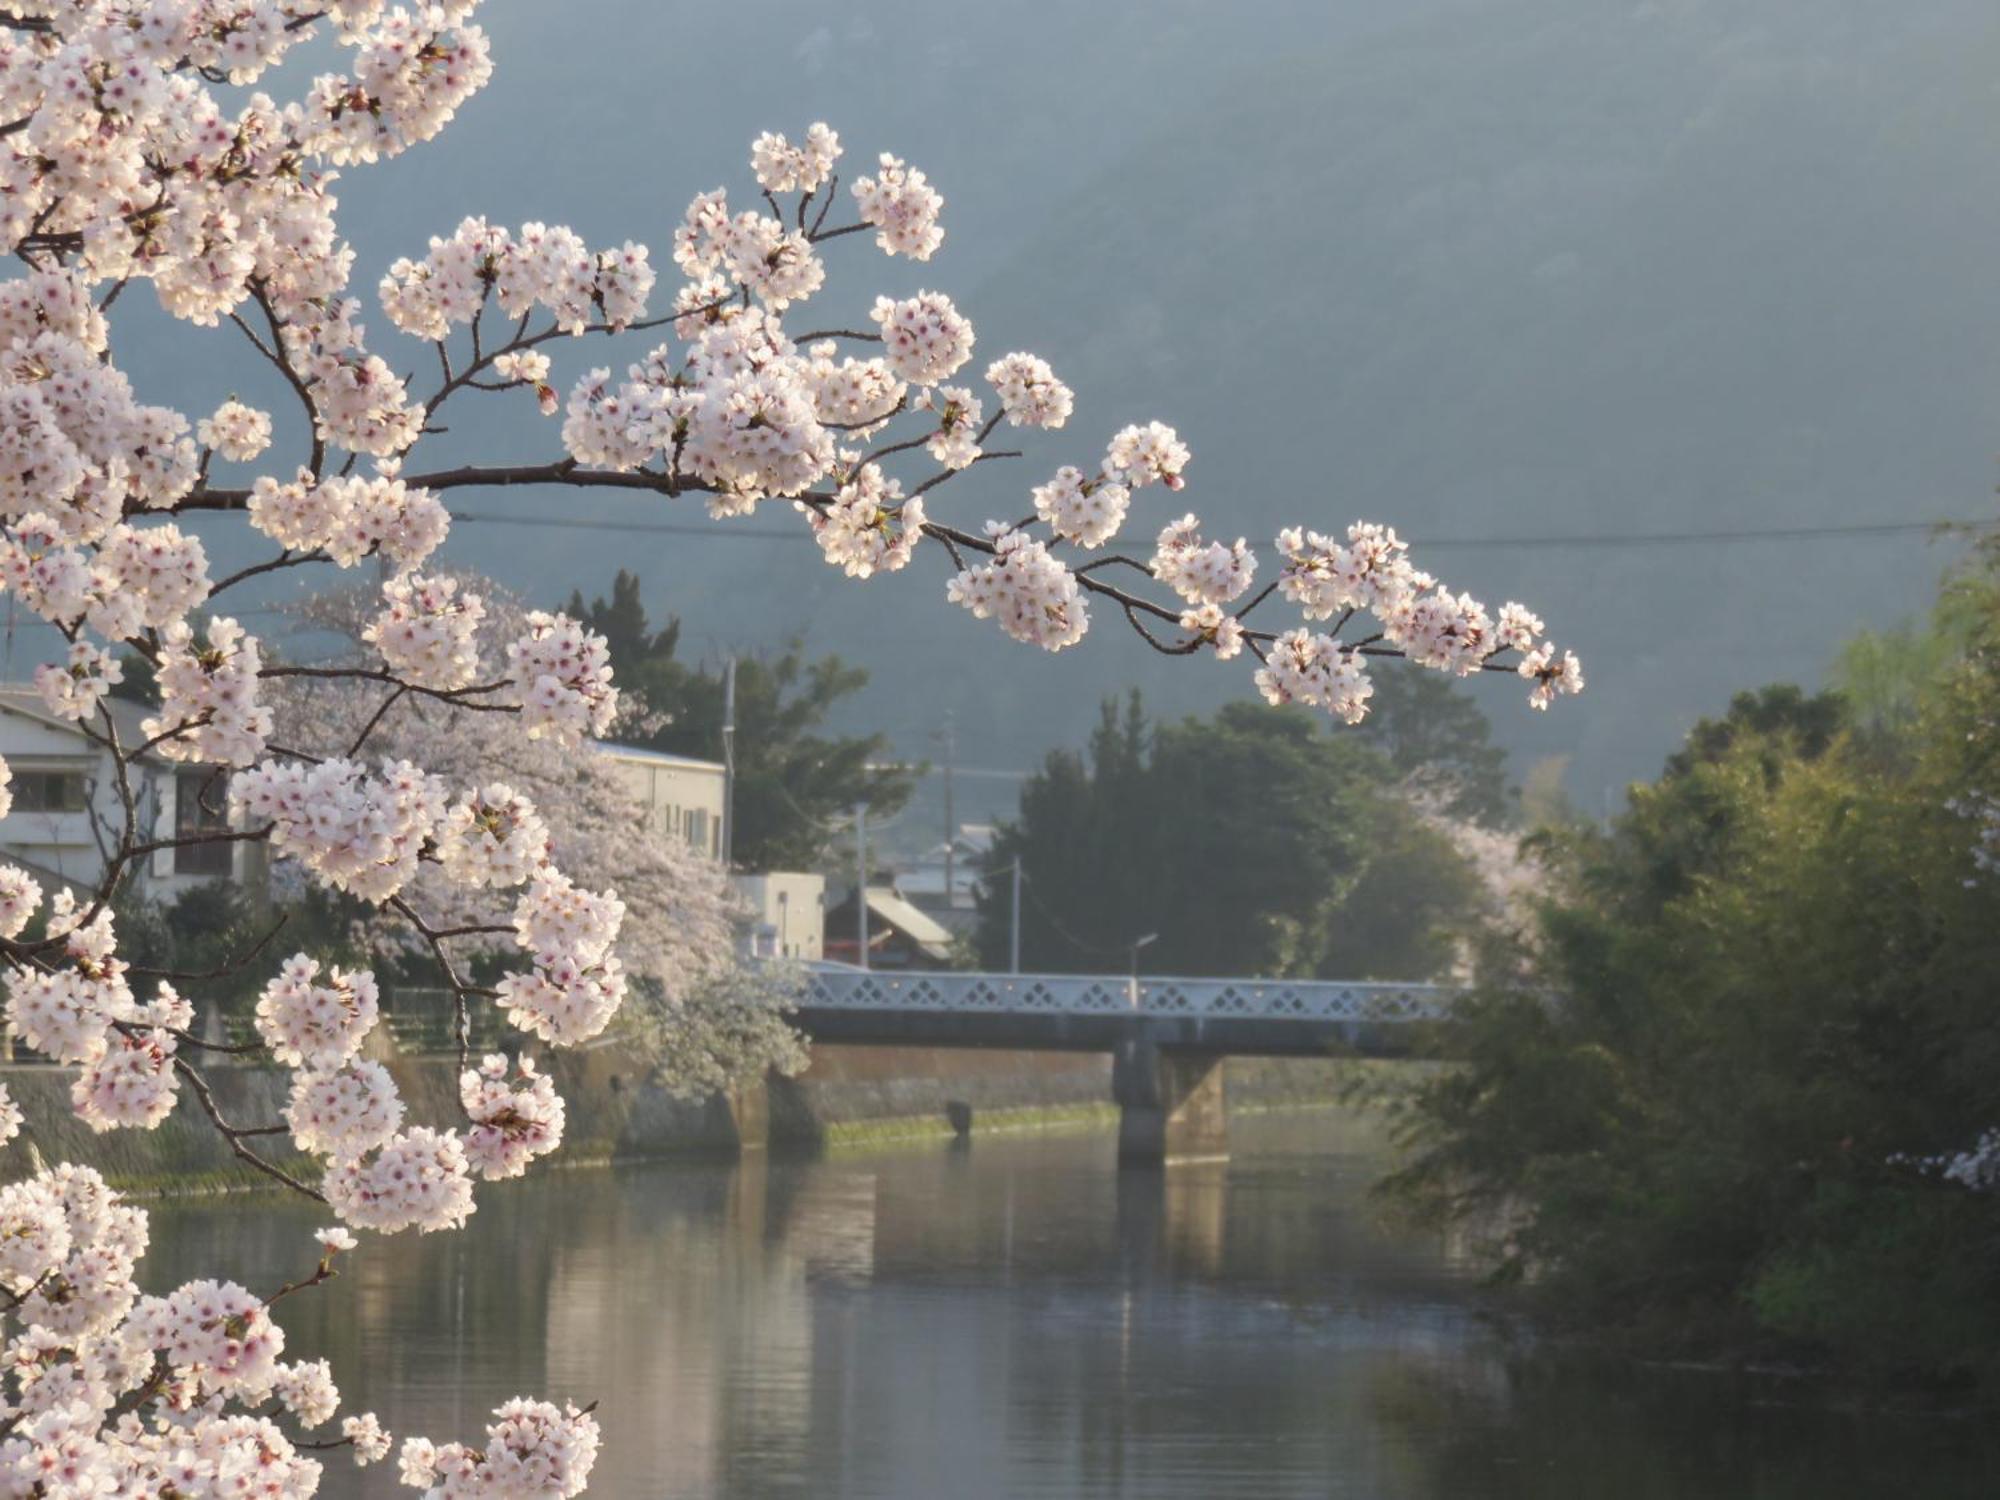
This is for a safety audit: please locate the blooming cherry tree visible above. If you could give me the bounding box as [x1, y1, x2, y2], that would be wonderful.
[0, 1, 1581, 1491]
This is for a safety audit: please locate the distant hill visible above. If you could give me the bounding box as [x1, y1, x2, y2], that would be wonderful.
[81, 0, 2000, 814]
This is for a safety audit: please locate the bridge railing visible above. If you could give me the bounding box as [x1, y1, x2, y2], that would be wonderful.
[798, 969, 1456, 1024]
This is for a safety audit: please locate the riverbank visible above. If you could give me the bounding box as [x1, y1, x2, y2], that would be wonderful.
[0, 1047, 1399, 1193]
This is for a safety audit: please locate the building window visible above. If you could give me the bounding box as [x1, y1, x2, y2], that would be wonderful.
[173, 770, 233, 877]
[10, 769, 88, 813]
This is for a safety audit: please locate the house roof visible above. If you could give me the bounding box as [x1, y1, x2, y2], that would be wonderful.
[0, 686, 158, 755]
[862, 887, 955, 957]
[588, 739, 725, 775]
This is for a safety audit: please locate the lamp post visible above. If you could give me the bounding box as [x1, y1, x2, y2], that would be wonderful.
[1127, 932, 1158, 1011]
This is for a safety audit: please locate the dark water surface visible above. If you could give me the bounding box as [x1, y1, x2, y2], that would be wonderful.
[148, 1113, 1999, 1498]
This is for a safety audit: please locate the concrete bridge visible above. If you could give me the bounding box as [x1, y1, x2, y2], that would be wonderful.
[796, 969, 1457, 1164]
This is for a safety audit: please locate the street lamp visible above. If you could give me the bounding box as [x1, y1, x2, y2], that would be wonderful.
[1129, 932, 1159, 976]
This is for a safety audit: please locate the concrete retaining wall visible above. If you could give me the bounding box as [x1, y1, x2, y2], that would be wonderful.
[0, 1045, 1375, 1193]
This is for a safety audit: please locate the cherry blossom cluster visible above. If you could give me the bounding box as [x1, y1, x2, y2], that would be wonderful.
[437, 782, 553, 888]
[144, 615, 274, 765]
[0, 513, 210, 642]
[71, 1017, 180, 1132]
[381, 217, 654, 340]
[495, 871, 628, 1046]
[505, 611, 619, 746]
[286, 1058, 406, 1158]
[32, 640, 123, 723]
[365, 572, 488, 690]
[233, 757, 449, 903]
[986, 353, 1075, 430]
[752, 124, 841, 195]
[871, 292, 975, 386]
[1033, 466, 1130, 549]
[198, 399, 275, 464]
[0, 863, 36, 940]
[398, 1398, 600, 1498]
[248, 468, 452, 572]
[804, 464, 926, 579]
[1254, 629, 1375, 724]
[255, 954, 383, 1068]
[7, 897, 136, 1064]
[853, 154, 947, 262]
[460, 1053, 566, 1180]
[323, 1125, 477, 1235]
[1151, 515, 1257, 607]
[947, 527, 1090, 651]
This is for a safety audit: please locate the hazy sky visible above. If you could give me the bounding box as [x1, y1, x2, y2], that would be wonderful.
[56, 0, 2000, 833]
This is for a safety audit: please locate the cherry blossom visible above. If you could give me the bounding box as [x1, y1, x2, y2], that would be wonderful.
[852, 153, 945, 261]
[948, 527, 1090, 652]
[506, 612, 619, 746]
[752, 124, 842, 195]
[986, 352, 1074, 430]
[198, 400, 275, 463]
[806, 465, 927, 579]
[323, 1126, 477, 1234]
[870, 292, 974, 386]
[255, 955, 383, 1068]
[1150, 514, 1257, 607]
[1032, 466, 1130, 550]
[461, 1053, 566, 1180]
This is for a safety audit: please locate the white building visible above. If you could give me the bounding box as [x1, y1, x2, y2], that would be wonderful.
[592, 740, 825, 959]
[733, 871, 825, 961]
[0, 686, 244, 900]
[593, 741, 728, 859]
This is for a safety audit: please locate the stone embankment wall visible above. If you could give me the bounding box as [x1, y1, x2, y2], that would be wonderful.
[0, 1045, 1373, 1193]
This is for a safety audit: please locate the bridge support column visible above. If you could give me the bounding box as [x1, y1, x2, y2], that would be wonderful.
[723, 1076, 769, 1154]
[1112, 1040, 1227, 1164]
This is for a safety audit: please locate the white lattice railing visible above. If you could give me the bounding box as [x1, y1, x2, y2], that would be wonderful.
[799, 970, 1455, 1024]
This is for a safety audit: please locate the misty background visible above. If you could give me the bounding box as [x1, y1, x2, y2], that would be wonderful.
[45, 0, 2000, 840]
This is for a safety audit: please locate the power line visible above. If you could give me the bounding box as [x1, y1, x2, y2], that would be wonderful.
[443, 508, 1983, 550]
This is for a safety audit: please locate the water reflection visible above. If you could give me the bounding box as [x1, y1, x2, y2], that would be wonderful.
[146, 1113, 2000, 1499]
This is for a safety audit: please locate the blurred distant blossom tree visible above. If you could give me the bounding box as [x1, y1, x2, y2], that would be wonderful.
[0, 0, 1581, 1490]
[265, 578, 808, 1093]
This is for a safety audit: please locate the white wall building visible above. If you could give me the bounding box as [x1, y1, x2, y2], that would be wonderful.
[733, 871, 825, 961]
[593, 741, 728, 860]
[0, 686, 244, 900]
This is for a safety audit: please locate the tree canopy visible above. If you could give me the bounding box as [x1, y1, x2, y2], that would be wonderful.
[974, 692, 1488, 981]
[1387, 549, 2000, 1388]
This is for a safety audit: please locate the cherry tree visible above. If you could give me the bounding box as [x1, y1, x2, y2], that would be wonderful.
[261, 577, 809, 1094]
[0, 1, 1583, 1492]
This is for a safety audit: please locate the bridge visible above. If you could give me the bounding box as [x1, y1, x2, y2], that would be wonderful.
[796, 969, 1458, 1164]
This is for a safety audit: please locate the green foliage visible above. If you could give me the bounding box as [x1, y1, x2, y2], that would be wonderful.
[1352, 667, 1514, 825]
[973, 691, 1485, 980]
[1386, 557, 2000, 1390]
[113, 880, 363, 1016]
[570, 570, 915, 871]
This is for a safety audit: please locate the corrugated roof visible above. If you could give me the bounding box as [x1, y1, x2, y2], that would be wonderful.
[863, 887, 955, 953]
[0, 686, 159, 756]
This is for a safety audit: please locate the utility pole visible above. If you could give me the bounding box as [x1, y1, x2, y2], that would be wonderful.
[1009, 857, 1022, 975]
[720, 656, 736, 869]
[934, 710, 957, 917]
[855, 800, 870, 970]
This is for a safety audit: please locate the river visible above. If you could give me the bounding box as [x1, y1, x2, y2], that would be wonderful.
[147, 1111, 1999, 1498]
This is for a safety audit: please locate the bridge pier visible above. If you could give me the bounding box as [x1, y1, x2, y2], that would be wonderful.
[1112, 1039, 1227, 1164]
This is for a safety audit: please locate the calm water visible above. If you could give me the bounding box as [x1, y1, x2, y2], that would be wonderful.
[148, 1113, 1999, 1499]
